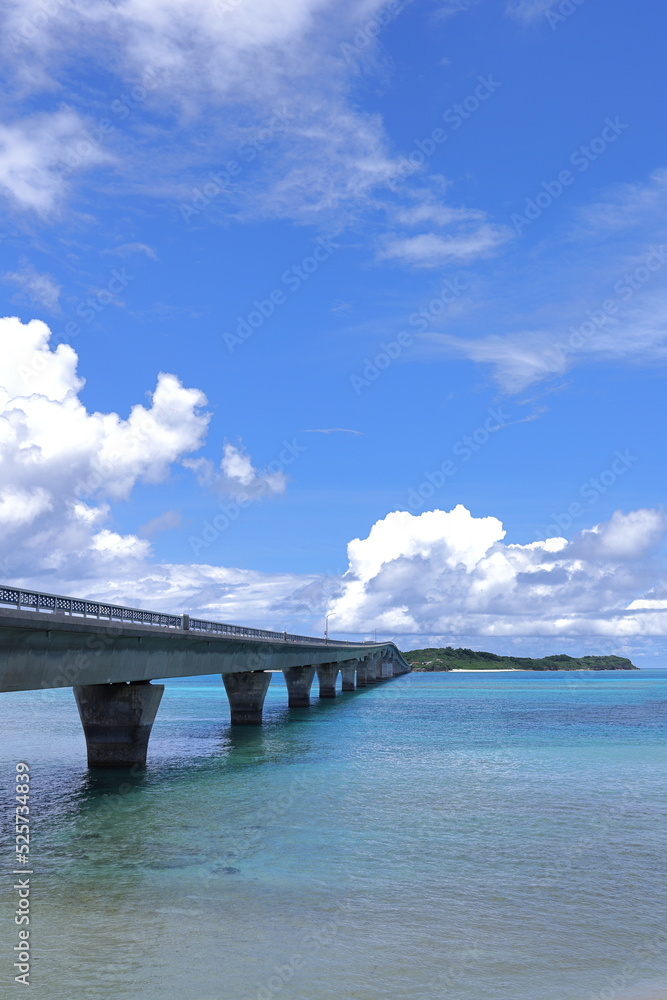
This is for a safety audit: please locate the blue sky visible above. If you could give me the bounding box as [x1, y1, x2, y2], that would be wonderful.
[1, 0, 666, 662]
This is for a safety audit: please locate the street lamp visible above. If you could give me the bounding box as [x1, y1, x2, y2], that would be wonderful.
[325, 613, 336, 642]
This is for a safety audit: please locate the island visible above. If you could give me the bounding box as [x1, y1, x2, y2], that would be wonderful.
[402, 647, 638, 671]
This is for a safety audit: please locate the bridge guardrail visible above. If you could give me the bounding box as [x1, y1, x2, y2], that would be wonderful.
[0, 586, 376, 648]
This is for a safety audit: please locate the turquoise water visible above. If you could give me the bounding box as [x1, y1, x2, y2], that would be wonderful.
[1, 670, 666, 1000]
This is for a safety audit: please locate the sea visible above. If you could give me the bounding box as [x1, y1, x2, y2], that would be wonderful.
[1, 669, 666, 1000]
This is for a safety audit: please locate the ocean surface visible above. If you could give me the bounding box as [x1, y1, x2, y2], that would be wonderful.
[1, 669, 666, 1000]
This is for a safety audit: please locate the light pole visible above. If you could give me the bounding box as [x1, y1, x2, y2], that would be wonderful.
[325, 613, 336, 643]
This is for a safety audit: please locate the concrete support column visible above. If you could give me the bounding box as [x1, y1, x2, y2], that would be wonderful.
[374, 656, 384, 681]
[356, 660, 369, 687]
[73, 681, 164, 768]
[223, 670, 272, 724]
[316, 662, 339, 698]
[380, 660, 393, 679]
[283, 664, 316, 707]
[365, 657, 378, 683]
[340, 660, 358, 692]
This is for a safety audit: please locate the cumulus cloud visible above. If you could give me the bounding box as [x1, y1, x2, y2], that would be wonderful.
[326, 505, 667, 637]
[0, 315, 209, 577]
[184, 442, 287, 500]
[2, 325, 665, 642]
[0, 315, 314, 629]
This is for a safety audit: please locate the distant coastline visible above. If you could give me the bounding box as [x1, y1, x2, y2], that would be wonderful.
[403, 647, 639, 671]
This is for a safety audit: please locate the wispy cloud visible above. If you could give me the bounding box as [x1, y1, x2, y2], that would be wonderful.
[103, 243, 158, 260]
[138, 510, 182, 538]
[1, 0, 411, 227]
[302, 428, 362, 435]
[378, 225, 512, 267]
[0, 109, 112, 215]
[3, 259, 61, 310]
[417, 170, 667, 391]
[435, 0, 479, 20]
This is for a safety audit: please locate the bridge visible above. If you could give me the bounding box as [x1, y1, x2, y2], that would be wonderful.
[0, 586, 411, 768]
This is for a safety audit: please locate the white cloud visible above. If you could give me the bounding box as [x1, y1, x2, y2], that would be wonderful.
[0, 0, 509, 272]
[2, 0, 411, 225]
[0, 315, 209, 574]
[103, 243, 158, 260]
[378, 225, 512, 267]
[327, 505, 667, 637]
[0, 315, 313, 627]
[0, 109, 112, 215]
[393, 203, 485, 227]
[421, 329, 570, 393]
[3, 259, 61, 310]
[571, 169, 667, 236]
[436, 0, 478, 20]
[416, 168, 667, 391]
[13, 560, 322, 631]
[0, 487, 52, 529]
[184, 442, 286, 499]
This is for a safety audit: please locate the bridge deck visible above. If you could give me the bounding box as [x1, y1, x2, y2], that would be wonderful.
[0, 608, 404, 692]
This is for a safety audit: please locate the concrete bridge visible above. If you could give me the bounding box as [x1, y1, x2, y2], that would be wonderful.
[0, 586, 411, 768]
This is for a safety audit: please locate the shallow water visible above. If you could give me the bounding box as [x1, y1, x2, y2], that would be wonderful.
[1, 670, 666, 1000]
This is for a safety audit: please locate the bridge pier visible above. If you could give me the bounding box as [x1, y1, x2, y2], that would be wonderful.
[223, 670, 271, 724]
[282, 665, 316, 707]
[365, 657, 378, 684]
[73, 681, 164, 768]
[316, 662, 339, 698]
[380, 660, 393, 679]
[340, 661, 358, 691]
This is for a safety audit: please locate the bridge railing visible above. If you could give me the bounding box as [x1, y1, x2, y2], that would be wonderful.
[0, 586, 182, 628]
[0, 586, 375, 648]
